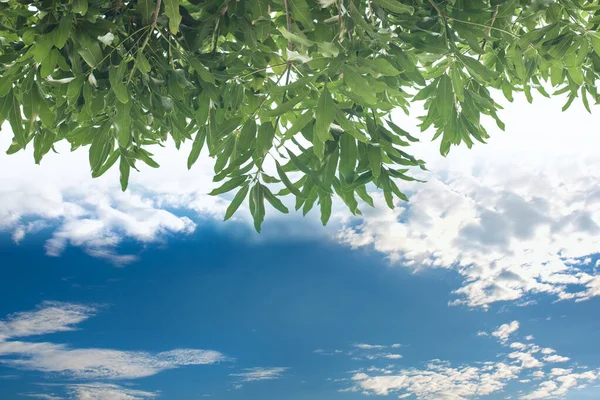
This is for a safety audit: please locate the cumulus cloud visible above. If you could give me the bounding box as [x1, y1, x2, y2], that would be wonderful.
[0, 303, 225, 380]
[230, 367, 289, 383]
[491, 321, 519, 343]
[350, 360, 521, 399]
[4, 87, 600, 313]
[543, 354, 570, 363]
[0, 129, 223, 265]
[336, 97, 600, 308]
[523, 370, 599, 399]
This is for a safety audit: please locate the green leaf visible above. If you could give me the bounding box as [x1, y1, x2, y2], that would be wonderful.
[188, 129, 206, 169]
[367, 146, 382, 178]
[164, 0, 182, 34]
[188, 57, 216, 84]
[314, 87, 335, 142]
[277, 26, 315, 47]
[590, 33, 600, 57]
[77, 41, 103, 68]
[72, 0, 88, 15]
[0, 78, 11, 98]
[119, 155, 130, 191]
[263, 185, 289, 214]
[281, 110, 313, 142]
[92, 150, 119, 178]
[342, 65, 377, 105]
[373, 0, 414, 14]
[290, 0, 315, 30]
[319, 192, 332, 225]
[256, 122, 275, 159]
[136, 52, 151, 73]
[113, 84, 129, 104]
[139, 0, 155, 25]
[250, 184, 265, 232]
[276, 161, 304, 197]
[209, 175, 248, 195]
[361, 58, 400, 76]
[458, 54, 495, 83]
[436, 74, 454, 122]
[53, 16, 72, 49]
[287, 149, 331, 193]
[89, 125, 112, 172]
[356, 185, 374, 207]
[115, 101, 132, 148]
[224, 184, 250, 221]
[31, 34, 53, 63]
[339, 133, 357, 183]
[450, 65, 464, 102]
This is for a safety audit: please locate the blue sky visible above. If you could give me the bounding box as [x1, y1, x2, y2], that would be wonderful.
[2, 95, 600, 399]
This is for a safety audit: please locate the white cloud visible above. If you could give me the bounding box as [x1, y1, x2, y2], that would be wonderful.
[353, 344, 386, 350]
[0, 303, 225, 380]
[346, 321, 588, 399]
[491, 321, 519, 343]
[0, 129, 224, 265]
[523, 370, 599, 399]
[0, 301, 95, 340]
[66, 383, 157, 400]
[544, 355, 570, 363]
[230, 367, 289, 383]
[350, 360, 521, 399]
[382, 354, 403, 360]
[336, 97, 600, 308]
[22, 394, 64, 400]
[3, 86, 600, 312]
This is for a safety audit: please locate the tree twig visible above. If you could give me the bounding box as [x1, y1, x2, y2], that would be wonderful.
[128, 0, 163, 83]
[480, 5, 499, 54]
[427, 0, 445, 21]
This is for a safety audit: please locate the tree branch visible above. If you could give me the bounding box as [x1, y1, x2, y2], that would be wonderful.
[481, 5, 499, 53]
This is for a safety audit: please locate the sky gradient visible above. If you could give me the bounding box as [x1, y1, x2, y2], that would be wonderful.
[2, 93, 600, 399]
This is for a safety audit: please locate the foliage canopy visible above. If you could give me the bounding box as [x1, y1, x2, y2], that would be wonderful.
[1, 0, 600, 231]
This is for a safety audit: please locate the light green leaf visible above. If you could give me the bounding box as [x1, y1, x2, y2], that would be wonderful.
[314, 87, 335, 142]
[277, 26, 315, 47]
[164, 0, 182, 34]
[290, 0, 315, 30]
[72, 0, 88, 15]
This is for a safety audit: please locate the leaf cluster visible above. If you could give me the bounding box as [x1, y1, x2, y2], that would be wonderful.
[1, 0, 600, 230]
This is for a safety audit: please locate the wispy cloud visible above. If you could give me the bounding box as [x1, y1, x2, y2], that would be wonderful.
[230, 367, 289, 383]
[0, 303, 226, 380]
[65, 383, 158, 400]
[353, 344, 387, 350]
[21, 394, 64, 400]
